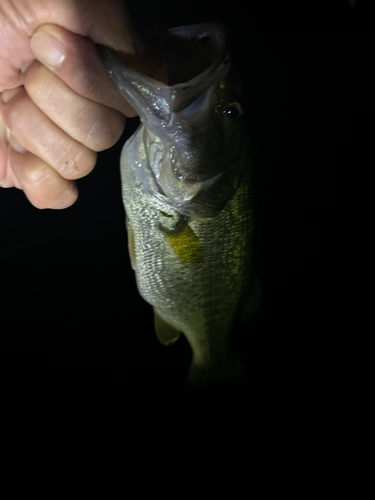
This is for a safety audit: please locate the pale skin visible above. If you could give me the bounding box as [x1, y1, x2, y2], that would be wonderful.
[0, 0, 164, 209]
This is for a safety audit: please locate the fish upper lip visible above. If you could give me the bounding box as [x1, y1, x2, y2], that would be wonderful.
[97, 22, 230, 122]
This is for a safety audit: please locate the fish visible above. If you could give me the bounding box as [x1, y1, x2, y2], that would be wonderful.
[97, 22, 262, 414]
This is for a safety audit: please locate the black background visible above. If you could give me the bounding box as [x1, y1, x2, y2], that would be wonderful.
[0, 1, 373, 421]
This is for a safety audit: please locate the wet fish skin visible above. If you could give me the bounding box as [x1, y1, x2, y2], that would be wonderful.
[98, 23, 259, 410]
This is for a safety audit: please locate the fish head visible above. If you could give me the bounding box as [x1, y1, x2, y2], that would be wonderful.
[98, 23, 248, 218]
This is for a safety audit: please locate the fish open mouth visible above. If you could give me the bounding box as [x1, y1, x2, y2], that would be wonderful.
[97, 22, 230, 126]
[140, 25, 214, 86]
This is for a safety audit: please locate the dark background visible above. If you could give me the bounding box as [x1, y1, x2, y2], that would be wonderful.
[0, 0, 373, 421]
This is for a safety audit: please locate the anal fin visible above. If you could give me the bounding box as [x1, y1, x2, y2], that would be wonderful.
[153, 308, 181, 346]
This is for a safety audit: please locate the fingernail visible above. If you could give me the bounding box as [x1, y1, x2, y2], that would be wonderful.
[9, 136, 27, 154]
[46, 199, 69, 209]
[6, 127, 27, 153]
[47, 198, 75, 210]
[1, 87, 22, 103]
[30, 31, 65, 68]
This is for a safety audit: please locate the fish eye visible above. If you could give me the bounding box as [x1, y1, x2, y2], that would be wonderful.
[223, 102, 243, 120]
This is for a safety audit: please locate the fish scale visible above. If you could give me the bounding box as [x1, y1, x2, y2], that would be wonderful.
[122, 124, 255, 367]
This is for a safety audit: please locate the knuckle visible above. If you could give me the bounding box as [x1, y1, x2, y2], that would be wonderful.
[59, 36, 107, 100]
[57, 146, 97, 180]
[83, 110, 125, 151]
[74, 63, 102, 97]
[24, 63, 66, 114]
[24, 62, 56, 104]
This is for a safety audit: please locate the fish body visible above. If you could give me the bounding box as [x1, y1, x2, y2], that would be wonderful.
[98, 23, 261, 408]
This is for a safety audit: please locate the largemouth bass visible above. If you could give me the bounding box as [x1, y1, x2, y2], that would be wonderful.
[98, 23, 261, 412]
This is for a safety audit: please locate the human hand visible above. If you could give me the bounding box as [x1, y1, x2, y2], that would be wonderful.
[0, 0, 151, 209]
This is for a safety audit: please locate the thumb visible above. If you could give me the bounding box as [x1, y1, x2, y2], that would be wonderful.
[69, 0, 137, 53]
[32, 0, 138, 54]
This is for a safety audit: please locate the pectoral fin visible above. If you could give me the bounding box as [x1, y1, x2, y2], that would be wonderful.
[153, 308, 181, 346]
